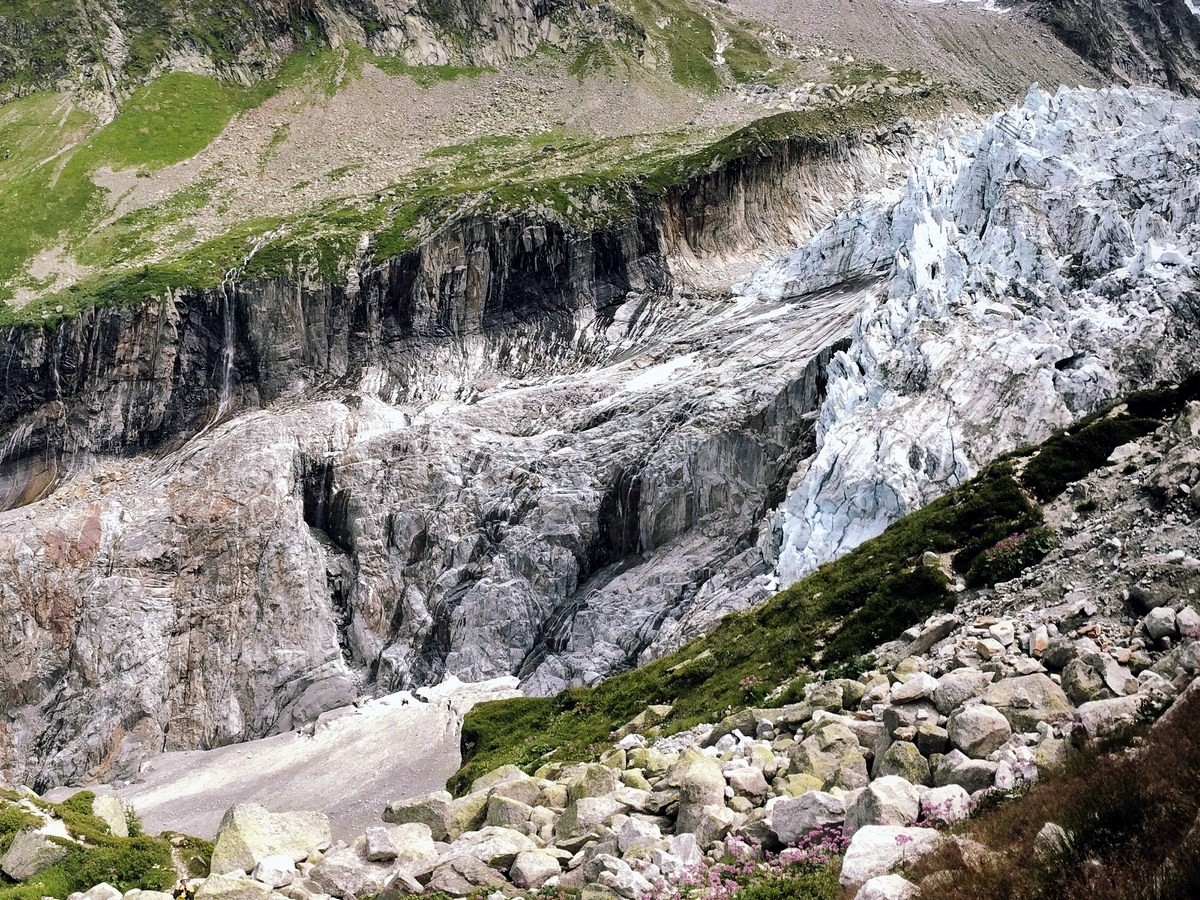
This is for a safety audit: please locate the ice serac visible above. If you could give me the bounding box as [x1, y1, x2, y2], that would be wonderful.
[749, 85, 1200, 584]
[0, 124, 920, 789]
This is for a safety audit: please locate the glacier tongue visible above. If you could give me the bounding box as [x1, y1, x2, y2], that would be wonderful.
[746, 85, 1200, 584]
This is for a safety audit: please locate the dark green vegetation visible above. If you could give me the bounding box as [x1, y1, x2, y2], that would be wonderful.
[0, 805, 38, 855]
[735, 871, 840, 900]
[162, 833, 214, 879]
[911, 685, 1200, 898]
[0, 791, 174, 900]
[451, 461, 1044, 793]
[964, 526, 1058, 588]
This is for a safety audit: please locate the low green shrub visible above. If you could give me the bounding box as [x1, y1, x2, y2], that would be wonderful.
[0, 804, 39, 855]
[0, 792, 176, 900]
[965, 525, 1059, 587]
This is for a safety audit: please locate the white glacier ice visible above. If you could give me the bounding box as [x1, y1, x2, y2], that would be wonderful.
[735, 85, 1200, 585]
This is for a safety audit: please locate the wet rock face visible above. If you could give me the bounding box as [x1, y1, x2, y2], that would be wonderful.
[0, 130, 913, 789]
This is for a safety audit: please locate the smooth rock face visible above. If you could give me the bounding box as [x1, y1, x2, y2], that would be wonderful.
[0, 165, 877, 787]
[210, 804, 332, 875]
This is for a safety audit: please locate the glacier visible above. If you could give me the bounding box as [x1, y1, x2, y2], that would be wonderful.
[736, 85, 1200, 584]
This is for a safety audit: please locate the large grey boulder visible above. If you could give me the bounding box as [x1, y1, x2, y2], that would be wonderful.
[667, 750, 726, 834]
[79, 884, 123, 900]
[210, 805, 331, 876]
[382, 791, 452, 841]
[555, 796, 625, 847]
[310, 836, 396, 897]
[1, 829, 72, 881]
[981, 675, 1072, 731]
[873, 741, 930, 786]
[567, 764, 620, 802]
[693, 805, 738, 848]
[890, 673, 938, 704]
[426, 856, 510, 895]
[932, 669, 993, 715]
[367, 823, 437, 871]
[854, 874, 919, 900]
[444, 826, 538, 869]
[839, 826, 940, 890]
[195, 873, 280, 900]
[844, 777, 921, 836]
[594, 854, 654, 899]
[91, 794, 129, 838]
[510, 850, 562, 888]
[727, 767, 769, 800]
[919, 785, 972, 827]
[1061, 660, 1108, 705]
[1145, 607, 1178, 641]
[486, 794, 534, 829]
[947, 704, 1012, 758]
[446, 792, 489, 840]
[1074, 695, 1144, 744]
[933, 750, 999, 793]
[768, 791, 847, 845]
[252, 854, 297, 889]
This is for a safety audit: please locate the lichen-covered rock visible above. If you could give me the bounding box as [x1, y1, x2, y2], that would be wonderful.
[789, 724, 870, 791]
[873, 741, 930, 786]
[210, 805, 332, 876]
[667, 750, 727, 835]
[982, 676, 1073, 732]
